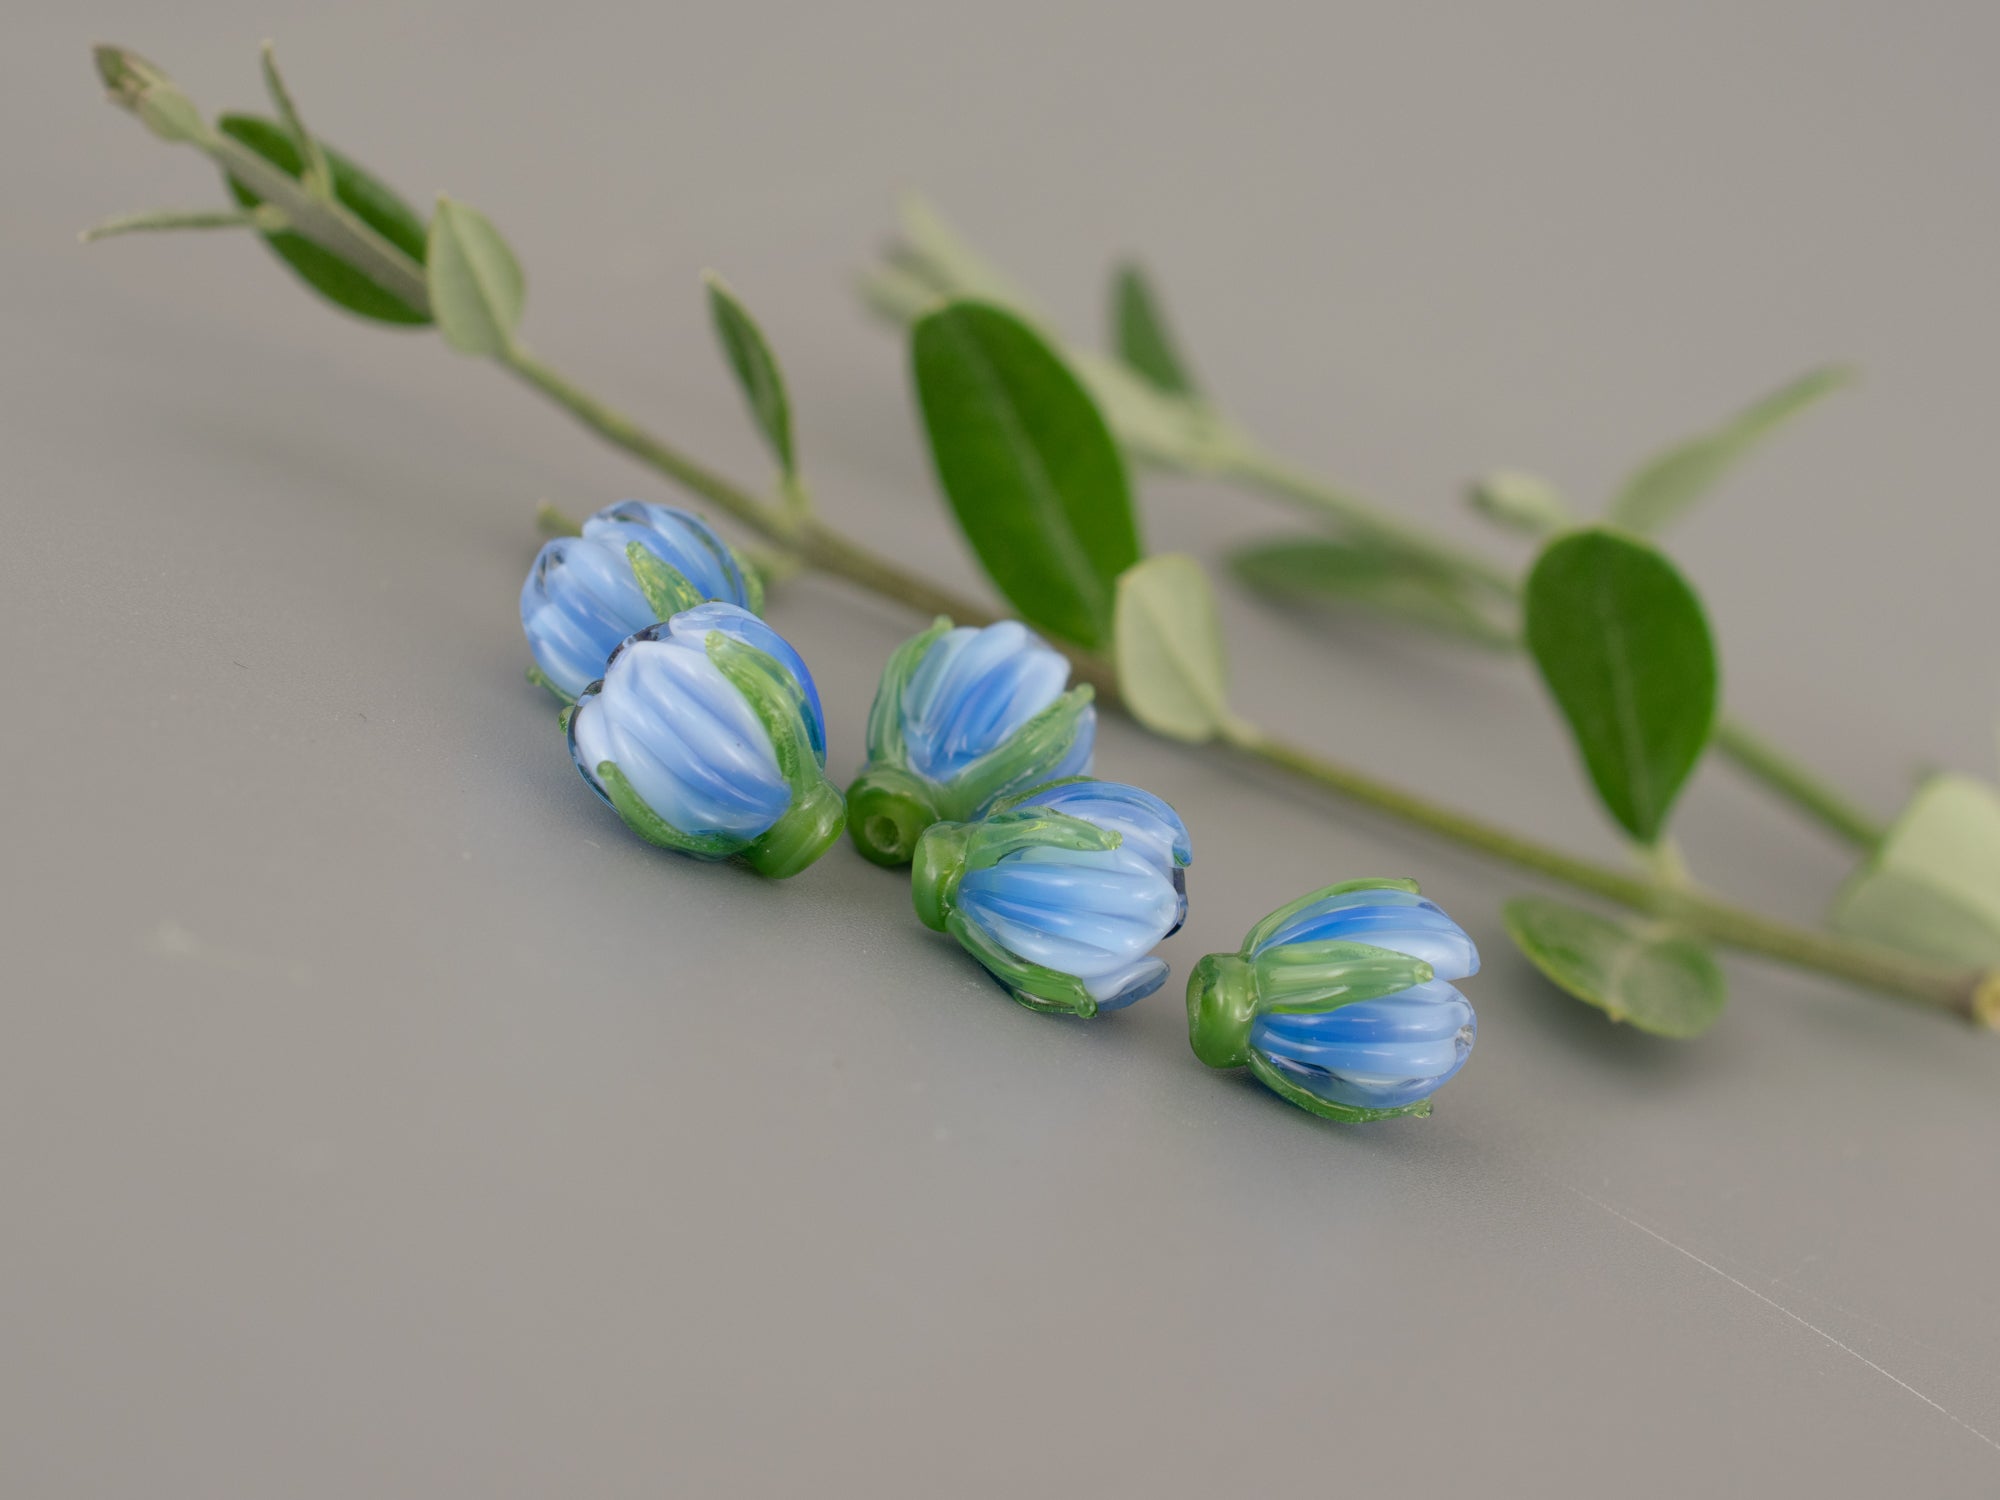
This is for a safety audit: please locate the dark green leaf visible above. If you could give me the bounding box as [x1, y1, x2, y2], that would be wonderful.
[704, 272, 796, 478]
[1111, 262, 1199, 398]
[1524, 528, 1718, 844]
[426, 196, 524, 356]
[1114, 553, 1232, 742]
[912, 301, 1140, 649]
[1504, 896, 1727, 1038]
[1607, 366, 1852, 534]
[217, 113, 429, 325]
[1230, 536, 1514, 646]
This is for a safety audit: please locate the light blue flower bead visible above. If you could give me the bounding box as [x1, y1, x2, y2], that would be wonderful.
[911, 778, 1192, 1017]
[1188, 879, 1478, 1122]
[563, 603, 843, 879]
[522, 500, 762, 701]
[847, 617, 1096, 867]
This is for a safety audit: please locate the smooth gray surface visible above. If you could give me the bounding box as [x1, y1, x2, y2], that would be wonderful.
[5, 2, 1999, 1495]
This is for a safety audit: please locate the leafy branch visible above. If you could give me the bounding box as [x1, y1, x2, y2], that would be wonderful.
[84, 44, 1998, 1030]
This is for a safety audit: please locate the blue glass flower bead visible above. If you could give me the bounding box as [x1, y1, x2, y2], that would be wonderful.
[522, 500, 762, 701]
[1187, 879, 1478, 1122]
[564, 602, 843, 879]
[911, 778, 1191, 1018]
[846, 617, 1096, 867]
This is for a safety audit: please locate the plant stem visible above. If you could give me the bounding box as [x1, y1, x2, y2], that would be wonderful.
[1710, 717, 1889, 849]
[483, 341, 1984, 1020]
[1230, 728, 1980, 1017]
[1213, 441, 1885, 853]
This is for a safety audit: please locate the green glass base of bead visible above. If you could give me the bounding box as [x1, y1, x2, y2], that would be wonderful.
[1187, 953, 1257, 1067]
[742, 774, 848, 880]
[847, 765, 944, 868]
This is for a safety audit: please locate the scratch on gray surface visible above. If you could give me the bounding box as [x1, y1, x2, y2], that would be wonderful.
[1571, 1187, 2000, 1456]
[152, 920, 311, 986]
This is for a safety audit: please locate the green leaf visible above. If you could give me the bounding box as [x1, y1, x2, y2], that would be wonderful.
[258, 42, 332, 197]
[217, 114, 430, 325]
[704, 271, 796, 478]
[912, 301, 1140, 649]
[1607, 365, 1852, 534]
[1230, 536, 1515, 646]
[1466, 470, 1571, 537]
[1111, 262, 1199, 397]
[1524, 528, 1718, 844]
[1503, 896, 1727, 1038]
[1831, 774, 2000, 966]
[426, 195, 524, 356]
[1113, 553, 1232, 742]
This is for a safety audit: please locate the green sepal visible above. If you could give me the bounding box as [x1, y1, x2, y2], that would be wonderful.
[1254, 940, 1436, 1014]
[595, 760, 740, 860]
[526, 662, 575, 704]
[1240, 877, 1420, 956]
[1246, 1053, 1434, 1124]
[938, 684, 1095, 821]
[911, 807, 1123, 930]
[706, 630, 844, 878]
[1185, 940, 1434, 1071]
[863, 617, 955, 766]
[736, 549, 766, 615]
[946, 908, 1100, 1018]
[625, 541, 704, 621]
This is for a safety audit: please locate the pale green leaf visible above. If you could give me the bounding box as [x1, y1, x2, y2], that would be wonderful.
[1504, 896, 1727, 1038]
[1608, 365, 1852, 534]
[1113, 553, 1232, 743]
[427, 196, 524, 356]
[1466, 470, 1572, 537]
[1831, 774, 2000, 966]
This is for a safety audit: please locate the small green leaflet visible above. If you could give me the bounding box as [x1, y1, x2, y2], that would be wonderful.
[1524, 529, 1718, 845]
[1607, 365, 1852, 535]
[1832, 774, 2000, 966]
[1230, 536, 1513, 647]
[1110, 262, 1200, 398]
[427, 196, 524, 356]
[217, 114, 430, 325]
[1504, 896, 1727, 1038]
[912, 301, 1140, 651]
[704, 272, 796, 479]
[1113, 553, 1233, 743]
[1465, 470, 1571, 537]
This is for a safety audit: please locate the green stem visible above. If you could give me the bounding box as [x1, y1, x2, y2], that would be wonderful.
[1229, 727, 1980, 1017]
[1710, 717, 1888, 849]
[1211, 441, 1884, 853]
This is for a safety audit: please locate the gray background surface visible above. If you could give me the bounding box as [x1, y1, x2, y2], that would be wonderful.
[5, 2, 1998, 1495]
